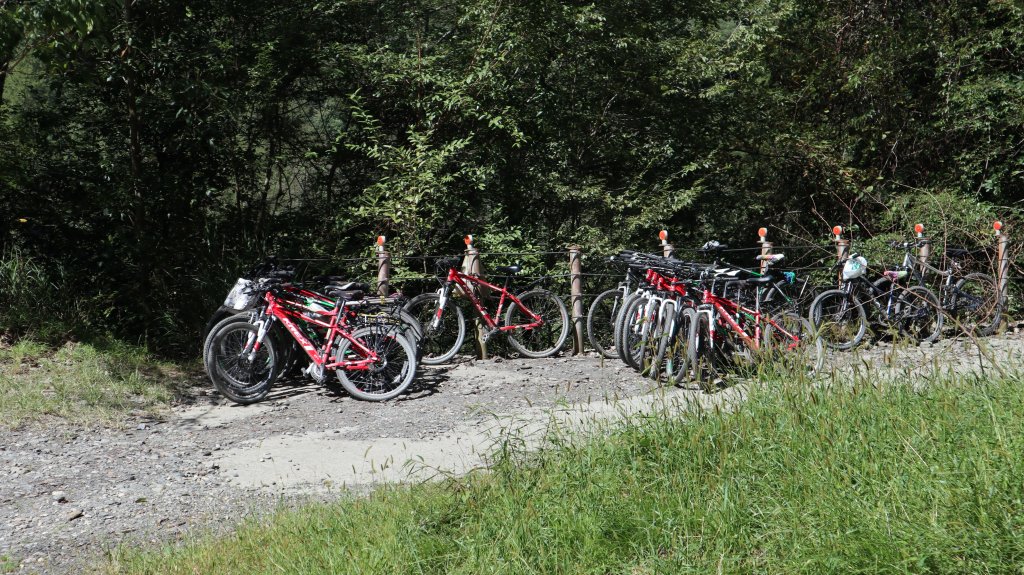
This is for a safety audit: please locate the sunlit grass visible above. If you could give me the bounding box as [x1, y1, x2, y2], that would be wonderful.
[103, 369, 1024, 574]
[0, 339, 191, 427]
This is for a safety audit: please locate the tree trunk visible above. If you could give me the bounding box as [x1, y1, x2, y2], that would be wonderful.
[123, 0, 152, 322]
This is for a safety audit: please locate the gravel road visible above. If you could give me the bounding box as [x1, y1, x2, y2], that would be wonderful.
[2, 333, 1023, 575]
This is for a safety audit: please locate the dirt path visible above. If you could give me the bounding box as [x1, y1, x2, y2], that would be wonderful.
[2, 334, 1022, 574]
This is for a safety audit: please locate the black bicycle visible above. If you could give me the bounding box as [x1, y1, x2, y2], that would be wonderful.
[872, 240, 1001, 336]
[809, 253, 943, 350]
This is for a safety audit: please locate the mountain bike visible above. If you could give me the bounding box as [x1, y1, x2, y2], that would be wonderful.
[586, 254, 641, 359]
[872, 241, 1001, 336]
[809, 253, 943, 350]
[205, 264, 421, 378]
[206, 277, 417, 403]
[404, 258, 570, 364]
[687, 262, 824, 390]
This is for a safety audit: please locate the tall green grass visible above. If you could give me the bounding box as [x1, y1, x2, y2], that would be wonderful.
[104, 372, 1024, 574]
[0, 339, 190, 427]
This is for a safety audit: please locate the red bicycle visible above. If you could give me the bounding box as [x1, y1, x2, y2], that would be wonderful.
[404, 256, 570, 364]
[687, 259, 824, 389]
[206, 277, 417, 403]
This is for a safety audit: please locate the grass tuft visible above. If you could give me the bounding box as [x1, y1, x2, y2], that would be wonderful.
[102, 371, 1024, 574]
[0, 338, 192, 428]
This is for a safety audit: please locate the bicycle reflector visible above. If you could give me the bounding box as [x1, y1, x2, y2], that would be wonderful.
[914, 223, 924, 237]
[658, 230, 668, 243]
[464, 234, 474, 247]
[757, 227, 768, 241]
[376, 235, 386, 247]
[994, 221, 1003, 235]
[832, 225, 843, 238]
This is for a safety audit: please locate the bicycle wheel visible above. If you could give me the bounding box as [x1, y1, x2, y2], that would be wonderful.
[613, 292, 643, 364]
[207, 319, 280, 404]
[647, 301, 678, 380]
[809, 289, 867, 350]
[762, 313, 824, 376]
[896, 285, 943, 343]
[403, 292, 466, 365]
[586, 288, 623, 358]
[618, 295, 650, 370]
[666, 307, 696, 384]
[505, 289, 570, 358]
[203, 313, 295, 377]
[954, 273, 1001, 336]
[335, 325, 417, 401]
[687, 307, 718, 391]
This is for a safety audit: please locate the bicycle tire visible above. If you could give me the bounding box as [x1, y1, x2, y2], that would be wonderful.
[666, 307, 696, 384]
[618, 295, 649, 370]
[688, 307, 717, 391]
[954, 272, 1001, 336]
[403, 292, 466, 365]
[762, 313, 824, 376]
[897, 285, 943, 343]
[203, 313, 294, 382]
[505, 289, 570, 358]
[809, 288, 867, 350]
[613, 292, 643, 364]
[647, 302, 677, 380]
[586, 288, 623, 359]
[207, 319, 280, 404]
[335, 325, 417, 401]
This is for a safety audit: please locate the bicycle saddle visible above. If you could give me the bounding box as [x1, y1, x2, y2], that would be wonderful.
[326, 281, 371, 293]
[495, 265, 521, 275]
[324, 288, 364, 301]
[745, 274, 775, 286]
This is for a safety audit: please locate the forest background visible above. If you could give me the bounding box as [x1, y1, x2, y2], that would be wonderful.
[1, 0, 1021, 355]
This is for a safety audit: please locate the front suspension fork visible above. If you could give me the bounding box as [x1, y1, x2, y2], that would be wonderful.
[430, 285, 453, 331]
[245, 313, 273, 362]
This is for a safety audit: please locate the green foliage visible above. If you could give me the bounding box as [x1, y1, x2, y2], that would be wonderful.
[105, 372, 1024, 574]
[0, 0, 1021, 352]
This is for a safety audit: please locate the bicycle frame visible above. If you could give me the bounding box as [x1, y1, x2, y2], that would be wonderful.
[699, 285, 801, 353]
[256, 291, 378, 372]
[432, 268, 543, 333]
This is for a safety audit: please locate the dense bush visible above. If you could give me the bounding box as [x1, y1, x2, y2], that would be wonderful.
[1, 0, 1021, 353]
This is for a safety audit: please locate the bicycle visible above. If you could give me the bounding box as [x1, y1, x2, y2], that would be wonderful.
[205, 264, 422, 378]
[687, 258, 824, 390]
[206, 276, 417, 403]
[403, 257, 570, 364]
[873, 240, 1001, 336]
[808, 252, 943, 350]
[585, 253, 641, 359]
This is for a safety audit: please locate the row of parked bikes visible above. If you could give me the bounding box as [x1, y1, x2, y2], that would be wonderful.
[202, 237, 1002, 403]
[586, 239, 1001, 389]
[202, 257, 572, 404]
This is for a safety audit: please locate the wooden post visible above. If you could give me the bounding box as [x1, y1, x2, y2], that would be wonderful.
[659, 230, 673, 258]
[914, 224, 931, 274]
[375, 236, 390, 298]
[568, 245, 584, 355]
[758, 227, 771, 275]
[995, 221, 1009, 314]
[461, 235, 487, 360]
[833, 226, 849, 284]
